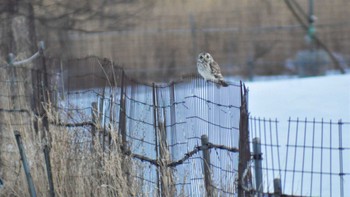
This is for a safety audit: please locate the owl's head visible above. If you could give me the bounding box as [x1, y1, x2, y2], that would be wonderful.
[197, 52, 213, 63]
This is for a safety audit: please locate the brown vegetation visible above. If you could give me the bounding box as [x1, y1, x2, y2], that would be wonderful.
[43, 0, 350, 81]
[0, 98, 141, 196]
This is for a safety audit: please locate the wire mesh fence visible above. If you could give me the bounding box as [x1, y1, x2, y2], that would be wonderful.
[54, 56, 242, 196]
[249, 117, 350, 197]
[1, 50, 348, 196]
[0, 55, 244, 196]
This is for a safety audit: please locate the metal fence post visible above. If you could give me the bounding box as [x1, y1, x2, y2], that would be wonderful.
[91, 102, 98, 151]
[201, 135, 213, 197]
[43, 145, 55, 197]
[252, 137, 263, 196]
[90, 101, 99, 196]
[118, 71, 127, 151]
[274, 178, 281, 197]
[338, 119, 344, 197]
[14, 131, 37, 197]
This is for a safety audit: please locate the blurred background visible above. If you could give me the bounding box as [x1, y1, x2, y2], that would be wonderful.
[1, 0, 349, 81]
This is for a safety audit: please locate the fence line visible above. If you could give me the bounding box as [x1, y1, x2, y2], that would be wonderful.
[250, 116, 350, 197]
[0, 55, 244, 196]
[2, 51, 348, 196]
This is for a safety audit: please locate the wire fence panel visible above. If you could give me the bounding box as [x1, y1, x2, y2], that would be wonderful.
[250, 117, 350, 197]
[3, 54, 349, 196]
[45, 56, 242, 196]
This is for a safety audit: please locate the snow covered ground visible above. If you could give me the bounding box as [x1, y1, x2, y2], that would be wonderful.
[244, 74, 350, 196]
[246, 74, 350, 122]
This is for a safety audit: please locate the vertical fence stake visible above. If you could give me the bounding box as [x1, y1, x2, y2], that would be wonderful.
[338, 119, 344, 197]
[43, 145, 55, 197]
[40, 57, 55, 197]
[14, 131, 37, 197]
[238, 82, 252, 196]
[152, 83, 161, 197]
[118, 71, 127, 151]
[201, 135, 213, 197]
[108, 94, 115, 147]
[274, 178, 281, 197]
[100, 87, 106, 152]
[118, 71, 133, 196]
[91, 102, 98, 151]
[159, 120, 175, 196]
[91, 102, 99, 196]
[253, 137, 263, 196]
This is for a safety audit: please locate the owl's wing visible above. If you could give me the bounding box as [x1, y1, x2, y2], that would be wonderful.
[210, 61, 224, 79]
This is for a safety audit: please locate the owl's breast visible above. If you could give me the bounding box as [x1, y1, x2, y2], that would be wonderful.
[197, 62, 215, 80]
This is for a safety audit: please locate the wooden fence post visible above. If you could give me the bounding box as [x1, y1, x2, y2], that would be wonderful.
[118, 71, 133, 196]
[108, 94, 115, 148]
[201, 135, 213, 197]
[253, 137, 263, 196]
[14, 131, 37, 197]
[118, 71, 127, 151]
[152, 83, 161, 197]
[158, 120, 175, 197]
[238, 82, 252, 196]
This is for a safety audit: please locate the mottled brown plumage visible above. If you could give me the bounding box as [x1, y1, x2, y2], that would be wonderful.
[197, 52, 228, 87]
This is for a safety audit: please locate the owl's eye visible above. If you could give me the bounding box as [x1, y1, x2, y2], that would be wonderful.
[199, 56, 203, 59]
[206, 55, 210, 58]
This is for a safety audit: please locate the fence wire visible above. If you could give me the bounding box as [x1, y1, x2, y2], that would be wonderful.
[3, 54, 348, 196]
[250, 117, 350, 197]
[0, 56, 242, 197]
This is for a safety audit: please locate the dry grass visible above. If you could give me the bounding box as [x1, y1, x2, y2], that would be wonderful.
[0, 65, 146, 196]
[0, 103, 146, 196]
[0, 61, 179, 196]
[48, 125, 133, 196]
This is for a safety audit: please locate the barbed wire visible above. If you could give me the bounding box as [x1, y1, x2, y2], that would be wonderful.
[0, 108, 31, 114]
[210, 163, 237, 174]
[185, 95, 240, 109]
[187, 116, 239, 130]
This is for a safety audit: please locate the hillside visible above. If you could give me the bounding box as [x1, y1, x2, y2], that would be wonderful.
[44, 0, 350, 81]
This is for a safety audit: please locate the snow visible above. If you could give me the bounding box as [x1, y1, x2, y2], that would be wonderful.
[245, 74, 350, 196]
[246, 74, 350, 122]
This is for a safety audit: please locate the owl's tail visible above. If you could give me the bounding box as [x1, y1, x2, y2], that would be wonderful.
[219, 80, 229, 87]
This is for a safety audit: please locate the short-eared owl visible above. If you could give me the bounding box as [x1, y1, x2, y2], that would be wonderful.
[197, 52, 228, 87]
